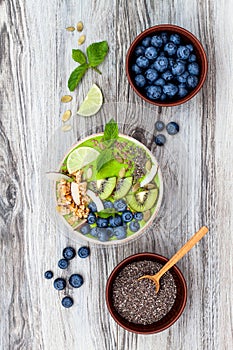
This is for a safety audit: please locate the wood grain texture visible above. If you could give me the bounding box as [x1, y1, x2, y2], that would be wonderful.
[0, 0, 232, 349]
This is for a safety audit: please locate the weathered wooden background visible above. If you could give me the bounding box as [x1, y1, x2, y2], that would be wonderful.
[0, 0, 232, 349]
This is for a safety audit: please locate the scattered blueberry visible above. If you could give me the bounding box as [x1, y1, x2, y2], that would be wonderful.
[78, 246, 90, 258]
[163, 83, 178, 97]
[96, 217, 108, 228]
[145, 46, 158, 60]
[171, 61, 186, 76]
[122, 210, 134, 223]
[63, 247, 76, 260]
[103, 200, 114, 209]
[155, 78, 165, 86]
[114, 226, 127, 239]
[97, 228, 110, 241]
[109, 214, 123, 227]
[144, 68, 158, 83]
[153, 56, 168, 73]
[142, 36, 151, 47]
[162, 70, 173, 82]
[129, 220, 140, 232]
[61, 296, 73, 308]
[186, 74, 199, 89]
[44, 270, 53, 279]
[187, 62, 200, 75]
[154, 134, 166, 146]
[88, 202, 97, 213]
[114, 199, 127, 212]
[54, 278, 66, 290]
[69, 274, 83, 288]
[58, 258, 69, 269]
[166, 122, 180, 135]
[87, 212, 96, 224]
[136, 56, 149, 68]
[164, 42, 177, 56]
[177, 46, 190, 60]
[188, 54, 197, 63]
[134, 45, 146, 56]
[151, 35, 163, 48]
[134, 212, 143, 221]
[155, 120, 165, 132]
[170, 33, 181, 45]
[146, 85, 162, 100]
[80, 223, 91, 235]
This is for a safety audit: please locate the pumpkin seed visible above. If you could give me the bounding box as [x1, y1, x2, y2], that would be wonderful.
[66, 26, 75, 32]
[78, 35, 86, 45]
[143, 210, 151, 221]
[77, 21, 83, 32]
[144, 183, 156, 190]
[61, 95, 73, 103]
[119, 167, 126, 178]
[115, 155, 123, 163]
[146, 160, 152, 171]
[132, 182, 140, 192]
[61, 124, 72, 132]
[62, 110, 72, 122]
[86, 167, 93, 179]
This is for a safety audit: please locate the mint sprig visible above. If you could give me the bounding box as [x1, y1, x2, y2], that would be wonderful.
[68, 41, 109, 91]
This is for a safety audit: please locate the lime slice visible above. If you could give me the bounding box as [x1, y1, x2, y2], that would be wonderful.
[67, 146, 100, 174]
[77, 84, 103, 117]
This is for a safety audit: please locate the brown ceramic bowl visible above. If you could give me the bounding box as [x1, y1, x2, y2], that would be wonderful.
[126, 24, 208, 106]
[106, 252, 187, 334]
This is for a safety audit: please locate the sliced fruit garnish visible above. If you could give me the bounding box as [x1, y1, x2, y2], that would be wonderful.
[67, 146, 100, 174]
[77, 84, 103, 117]
[46, 172, 72, 182]
[126, 188, 158, 212]
[86, 189, 104, 212]
[140, 164, 158, 187]
[88, 177, 116, 200]
[114, 177, 133, 200]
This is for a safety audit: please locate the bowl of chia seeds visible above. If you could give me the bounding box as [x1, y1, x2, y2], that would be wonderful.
[106, 252, 187, 334]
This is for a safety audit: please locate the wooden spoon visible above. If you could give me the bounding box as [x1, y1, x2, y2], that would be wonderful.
[138, 226, 209, 293]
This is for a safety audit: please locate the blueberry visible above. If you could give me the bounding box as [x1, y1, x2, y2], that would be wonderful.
[54, 278, 66, 290]
[153, 56, 168, 72]
[155, 121, 165, 131]
[171, 61, 186, 76]
[114, 199, 127, 212]
[163, 83, 178, 97]
[78, 246, 90, 258]
[178, 84, 189, 98]
[136, 56, 149, 68]
[87, 212, 96, 224]
[144, 68, 158, 83]
[97, 228, 110, 241]
[177, 45, 190, 60]
[170, 33, 181, 45]
[154, 134, 166, 146]
[164, 42, 177, 56]
[109, 214, 123, 227]
[134, 74, 146, 87]
[186, 44, 194, 52]
[160, 93, 167, 101]
[145, 46, 158, 60]
[176, 70, 189, 83]
[69, 274, 83, 288]
[146, 85, 162, 100]
[103, 200, 114, 209]
[122, 210, 134, 223]
[131, 64, 142, 74]
[134, 212, 143, 221]
[80, 223, 91, 235]
[58, 258, 69, 269]
[168, 58, 176, 67]
[63, 247, 76, 260]
[96, 217, 108, 228]
[114, 226, 127, 239]
[186, 75, 199, 89]
[44, 270, 53, 279]
[188, 62, 200, 75]
[142, 36, 151, 47]
[129, 220, 140, 232]
[188, 54, 197, 63]
[166, 122, 180, 135]
[151, 35, 163, 48]
[161, 32, 169, 44]
[134, 45, 146, 56]
[61, 296, 73, 308]
[162, 70, 173, 82]
[155, 78, 165, 86]
[88, 202, 97, 213]
[90, 227, 98, 237]
[106, 227, 114, 237]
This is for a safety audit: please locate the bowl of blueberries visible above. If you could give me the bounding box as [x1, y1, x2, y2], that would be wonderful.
[126, 24, 208, 106]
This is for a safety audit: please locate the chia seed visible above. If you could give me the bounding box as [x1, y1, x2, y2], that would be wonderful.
[112, 260, 177, 325]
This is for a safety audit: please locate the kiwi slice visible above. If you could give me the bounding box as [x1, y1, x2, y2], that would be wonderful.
[126, 188, 158, 212]
[114, 177, 133, 200]
[88, 177, 116, 200]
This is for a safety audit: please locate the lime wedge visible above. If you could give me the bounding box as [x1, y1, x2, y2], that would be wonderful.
[77, 84, 103, 117]
[67, 146, 100, 174]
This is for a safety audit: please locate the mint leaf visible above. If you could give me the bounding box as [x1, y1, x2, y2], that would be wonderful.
[97, 208, 118, 218]
[96, 160, 127, 179]
[96, 148, 113, 172]
[103, 119, 118, 142]
[68, 64, 88, 91]
[72, 49, 87, 64]
[87, 41, 109, 67]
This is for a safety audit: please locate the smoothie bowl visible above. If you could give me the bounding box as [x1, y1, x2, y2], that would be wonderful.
[48, 120, 163, 245]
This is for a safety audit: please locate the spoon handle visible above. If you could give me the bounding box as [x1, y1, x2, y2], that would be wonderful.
[156, 226, 209, 280]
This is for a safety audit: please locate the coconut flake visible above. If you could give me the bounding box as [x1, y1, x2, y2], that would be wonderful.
[86, 189, 104, 212]
[71, 182, 81, 205]
[46, 172, 71, 182]
[140, 164, 158, 187]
